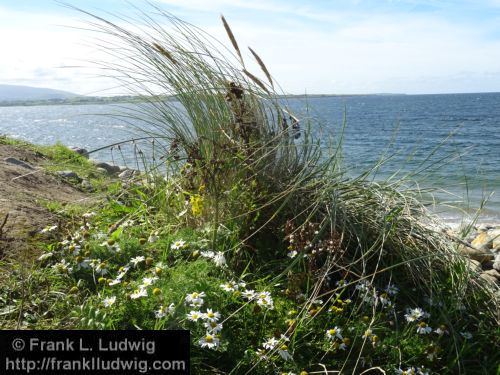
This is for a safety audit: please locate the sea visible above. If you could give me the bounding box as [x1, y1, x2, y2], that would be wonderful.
[1, 92, 499, 225]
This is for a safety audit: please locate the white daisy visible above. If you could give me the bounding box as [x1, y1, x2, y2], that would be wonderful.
[130, 256, 145, 267]
[187, 310, 202, 322]
[108, 278, 121, 286]
[185, 291, 206, 305]
[142, 276, 159, 287]
[416, 322, 432, 335]
[256, 295, 274, 309]
[278, 344, 292, 361]
[242, 289, 256, 300]
[434, 325, 449, 336]
[130, 287, 148, 299]
[404, 307, 428, 322]
[95, 262, 108, 275]
[262, 337, 279, 350]
[171, 240, 186, 250]
[395, 368, 417, 375]
[199, 333, 219, 349]
[220, 280, 238, 292]
[155, 303, 175, 318]
[52, 260, 73, 274]
[326, 327, 343, 341]
[103, 296, 116, 307]
[213, 252, 226, 267]
[204, 321, 223, 334]
[202, 309, 221, 322]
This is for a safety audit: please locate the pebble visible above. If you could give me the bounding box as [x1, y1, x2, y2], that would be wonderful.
[81, 179, 93, 191]
[118, 169, 139, 180]
[57, 170, 82, 182]
[4, 157, 34, 170]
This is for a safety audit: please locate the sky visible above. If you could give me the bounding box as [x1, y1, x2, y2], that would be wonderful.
[1, 0, 500, 95]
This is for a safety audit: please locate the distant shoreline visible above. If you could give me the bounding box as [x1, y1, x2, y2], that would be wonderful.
[4, 91, 500, 108]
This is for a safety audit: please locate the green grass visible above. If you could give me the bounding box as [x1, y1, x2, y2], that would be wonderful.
[1, 6, 499, 375]
[0, 135, 113, 191]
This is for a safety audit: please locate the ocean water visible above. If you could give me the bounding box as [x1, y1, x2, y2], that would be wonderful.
[0, 93, 499, 223]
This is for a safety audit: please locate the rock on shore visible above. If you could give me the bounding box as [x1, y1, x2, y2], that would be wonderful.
[452, 224, 500, 286]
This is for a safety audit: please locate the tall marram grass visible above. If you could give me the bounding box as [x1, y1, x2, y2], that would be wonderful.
[68, 4, 499, 373]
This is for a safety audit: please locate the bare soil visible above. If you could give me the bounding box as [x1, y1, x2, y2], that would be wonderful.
[0, 144, 92, 261]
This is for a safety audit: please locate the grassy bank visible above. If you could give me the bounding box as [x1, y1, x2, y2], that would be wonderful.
[1, 5, 499, 374]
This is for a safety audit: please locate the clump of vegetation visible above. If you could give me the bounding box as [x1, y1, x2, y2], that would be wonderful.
[1, 5, 499, 374]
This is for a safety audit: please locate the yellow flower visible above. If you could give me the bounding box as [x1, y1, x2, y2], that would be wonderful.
[190, 194, 203, 216]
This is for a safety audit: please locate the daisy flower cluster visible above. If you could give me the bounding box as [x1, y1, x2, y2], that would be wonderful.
[361, 328, 379, 347]
[219, 280, 274, 310]
[404, 307, 434, 335]
[325, 327, 350, 351]
[130, 275, 159, 300]
[260, 335, 292, 361]
[353, 280, 398, 309]
[184, 291, 223, 350]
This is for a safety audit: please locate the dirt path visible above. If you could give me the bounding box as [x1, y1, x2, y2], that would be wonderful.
[0, 144, 92, 261]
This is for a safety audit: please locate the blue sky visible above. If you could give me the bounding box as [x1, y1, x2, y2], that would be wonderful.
[1, 0, 500, 95]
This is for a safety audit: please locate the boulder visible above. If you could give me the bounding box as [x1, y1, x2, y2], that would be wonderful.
[489, 229, 500, 250]
[470, 232, 493, 251]
[4, 157, 34, 170]
[479, 272, 499, 285]
[493, 254, 500, 272]
[69, 146, 89, 159]
[482, 269, 500, 281]
[94, 162, 120, 175]
[458, 245, 494, 264]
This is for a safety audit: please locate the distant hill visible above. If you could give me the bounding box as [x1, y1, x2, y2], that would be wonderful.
[0, 84, 80, 101]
